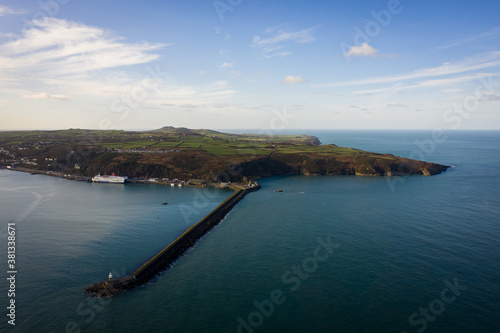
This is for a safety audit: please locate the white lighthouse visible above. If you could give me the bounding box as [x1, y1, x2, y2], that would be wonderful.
[108, 272, 113, 280]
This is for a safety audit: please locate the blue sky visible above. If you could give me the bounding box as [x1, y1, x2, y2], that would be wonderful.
[0, 0, 499, 130]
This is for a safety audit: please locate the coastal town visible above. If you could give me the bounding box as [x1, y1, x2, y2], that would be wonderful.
[1, 164, 239, 189]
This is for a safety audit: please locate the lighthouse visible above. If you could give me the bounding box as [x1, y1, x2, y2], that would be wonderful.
[108, 272, 113, 280]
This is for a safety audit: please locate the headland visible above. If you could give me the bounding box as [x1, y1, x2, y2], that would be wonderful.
[0, 127, 450, 184]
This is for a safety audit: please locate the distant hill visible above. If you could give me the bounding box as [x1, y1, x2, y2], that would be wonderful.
[150, 126, 321, 145]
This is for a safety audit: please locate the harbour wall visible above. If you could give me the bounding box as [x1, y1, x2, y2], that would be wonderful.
[85, 184, 260, 297]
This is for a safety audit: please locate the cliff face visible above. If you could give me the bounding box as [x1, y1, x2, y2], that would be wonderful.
[76, 149, 449, 182]
[232, 153, 449, 180]
[13, 146, 448, 183]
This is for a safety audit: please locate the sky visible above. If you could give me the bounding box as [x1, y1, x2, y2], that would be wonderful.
[0, 0, 499, 130]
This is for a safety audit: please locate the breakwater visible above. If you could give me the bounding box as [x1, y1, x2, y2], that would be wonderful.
[85, 184, 261, 297]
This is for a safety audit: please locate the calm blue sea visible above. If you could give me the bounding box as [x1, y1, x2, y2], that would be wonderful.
[0, 130, 499, 333]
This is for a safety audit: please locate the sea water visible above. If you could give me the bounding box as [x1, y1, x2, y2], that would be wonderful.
[0, 130, 499, 333]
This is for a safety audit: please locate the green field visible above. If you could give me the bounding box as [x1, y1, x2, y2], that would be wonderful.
[0, 127, 369, 157]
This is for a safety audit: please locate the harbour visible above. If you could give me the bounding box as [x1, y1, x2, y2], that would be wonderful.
[0, 130, 499, 332]
[85, 183, 261, 297]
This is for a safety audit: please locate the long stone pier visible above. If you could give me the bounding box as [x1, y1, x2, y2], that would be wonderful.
[85, 184, 261, 297]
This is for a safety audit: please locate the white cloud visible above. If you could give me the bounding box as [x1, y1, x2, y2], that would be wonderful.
[0, 5, 23, 16]
[321, 51, 500, 87]
[0, 18, 235, 108]
[252, 26, 316, 58]
[439, 27, 500, 50]
[148, 80, 235, 107]
[344, 43, 378, 58]
[0, 18, 166, 76]
[220, 62, 234, 68]
[231, 70, 243, 76]
[22, 92, 72, 101]
[351, 73, 499, 98]
[282, 75, 306, 85]
[412, 73, 495, 88]
[199, 70, 208, 75]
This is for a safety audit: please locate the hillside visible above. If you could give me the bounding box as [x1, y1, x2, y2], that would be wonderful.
[0, 127, 449, 182]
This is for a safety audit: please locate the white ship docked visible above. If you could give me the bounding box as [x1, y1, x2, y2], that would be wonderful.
[92, 174, 128, 184]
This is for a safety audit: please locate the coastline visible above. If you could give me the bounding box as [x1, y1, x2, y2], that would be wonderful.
[1, 161, 450, 192]
[2, 166, 91, 182]
[0, 166, 246, 189]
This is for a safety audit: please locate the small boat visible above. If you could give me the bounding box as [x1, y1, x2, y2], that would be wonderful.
[275, 190, 284, 193]
[162, 202, 168, 205]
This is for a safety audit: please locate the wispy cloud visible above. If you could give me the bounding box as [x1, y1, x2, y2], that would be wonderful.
[411, 73, 497, 88]
[320, 51, 500, 87]
[282, 75, 306, 85]
[213, 102, 233, 109]
[220, 62, 234, 68]
[439, 27, 500, 50]
[0, 18, 166, 76]
[352, 73, 499, 96]
[148, 80, 235, 107]
[252, 25, 316, 58]
[0, 5, 23, 16]
[0, 18, 234, 107]
[387, 103, 407, 108]
[482, 92, 500, 101]
[22, 92, 72, 101]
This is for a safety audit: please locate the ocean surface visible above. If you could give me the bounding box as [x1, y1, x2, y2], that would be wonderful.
[0, 130, 499, 333]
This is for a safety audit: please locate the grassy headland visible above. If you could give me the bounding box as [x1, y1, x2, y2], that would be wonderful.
[0, 126, 449, 183]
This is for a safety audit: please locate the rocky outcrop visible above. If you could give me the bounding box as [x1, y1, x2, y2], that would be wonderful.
[230, 153, 449, 180]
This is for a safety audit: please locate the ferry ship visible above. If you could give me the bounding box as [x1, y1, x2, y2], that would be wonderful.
[92, 174, 128, 184]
